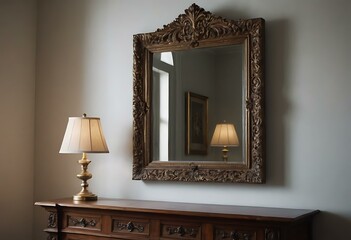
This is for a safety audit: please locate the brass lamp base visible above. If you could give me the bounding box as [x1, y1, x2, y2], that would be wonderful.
[73, 193, 97, 201]
[74, 153, 98, 201]
[222, 146, 229, 162]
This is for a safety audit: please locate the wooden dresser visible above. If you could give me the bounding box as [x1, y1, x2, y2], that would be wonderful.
[35, 198, 319, 240]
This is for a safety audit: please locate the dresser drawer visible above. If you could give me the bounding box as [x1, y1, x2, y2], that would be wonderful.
[214, 225, 257, 240]
[111, 217, 150, 237]
[65, 212, 102, 232]
[161, 222, 201, 240]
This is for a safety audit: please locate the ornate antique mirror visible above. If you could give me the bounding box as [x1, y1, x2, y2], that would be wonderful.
[133, 4, 265, 183]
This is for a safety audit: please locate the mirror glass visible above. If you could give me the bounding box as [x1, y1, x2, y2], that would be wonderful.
[152, 44, 246, 163]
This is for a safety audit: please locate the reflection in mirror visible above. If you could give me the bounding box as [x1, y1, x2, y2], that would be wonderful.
[152, 52, 175, 161]
[152, 44, 245, 163]
[210, 122, 240, 162]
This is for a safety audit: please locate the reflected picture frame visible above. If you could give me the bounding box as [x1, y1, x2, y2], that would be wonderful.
[185, 92, 208, 155]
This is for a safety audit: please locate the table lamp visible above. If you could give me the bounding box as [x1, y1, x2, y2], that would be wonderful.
[59, 113, 109, 201]
[210, 122, 239, 162]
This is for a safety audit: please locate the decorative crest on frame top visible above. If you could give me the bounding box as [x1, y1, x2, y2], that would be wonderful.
[140, 3, 262, 48]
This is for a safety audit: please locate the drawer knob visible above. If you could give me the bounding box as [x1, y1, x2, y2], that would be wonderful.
[177, 226, 186, 236]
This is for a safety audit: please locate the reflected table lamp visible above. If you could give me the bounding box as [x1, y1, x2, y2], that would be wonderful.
[210, 122, 239, 162]
[59, 113, 109, 201]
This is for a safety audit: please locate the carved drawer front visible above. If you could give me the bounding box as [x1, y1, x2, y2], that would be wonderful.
[215, 226, 257, 240]
[66, 213, 101, 231]
[161, 222, 201, 240]
[112, 217, 150, 236]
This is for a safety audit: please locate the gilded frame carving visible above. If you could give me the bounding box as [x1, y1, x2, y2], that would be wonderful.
[132, 4, 265, 183]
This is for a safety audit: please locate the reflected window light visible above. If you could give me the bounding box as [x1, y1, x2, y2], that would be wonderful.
[152, 51, 174, 161]
[159, 70, 169, 161]
[153, 68, 169, 161]
[160, 52, 174, 66]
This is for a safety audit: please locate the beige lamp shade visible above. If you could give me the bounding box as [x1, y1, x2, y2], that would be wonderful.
[210, 123, 239, 147]
[60, 114, 109, 154]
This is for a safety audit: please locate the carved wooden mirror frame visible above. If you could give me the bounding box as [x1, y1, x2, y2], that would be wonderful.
[133, 4, 265, 183]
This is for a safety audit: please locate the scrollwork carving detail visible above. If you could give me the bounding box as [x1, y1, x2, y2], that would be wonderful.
[141, 4, 259, 48]
[216, 229, 253, 240]
[116, 221, 145, 232]
[167, 225, 198, 237]
[69, 217, 97, 228]
[47, 212, 57, 228]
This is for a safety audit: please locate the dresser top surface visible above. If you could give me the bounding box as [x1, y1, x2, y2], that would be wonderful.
[35, 198, 319, 222]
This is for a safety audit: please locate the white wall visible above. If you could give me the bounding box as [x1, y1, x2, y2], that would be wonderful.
[33, 0, 351, 240]
[0, 0, 36, 239]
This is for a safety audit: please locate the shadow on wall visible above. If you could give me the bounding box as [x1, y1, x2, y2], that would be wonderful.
[265, 19, 291, 187]
[34, 1, 93, 240]
[213, 4, 249, 20]
[314, 212, 351, 239]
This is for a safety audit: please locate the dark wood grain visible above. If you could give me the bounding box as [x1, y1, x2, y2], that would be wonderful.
[36, 198, 318, 222]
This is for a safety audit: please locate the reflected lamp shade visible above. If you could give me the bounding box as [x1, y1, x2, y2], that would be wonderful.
[210, 123, 239, 147]
[60, 115, 109, 154]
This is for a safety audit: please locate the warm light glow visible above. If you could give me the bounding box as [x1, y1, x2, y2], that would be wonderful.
[60, 115, 109, 153]
[210, 123, 239, 147]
